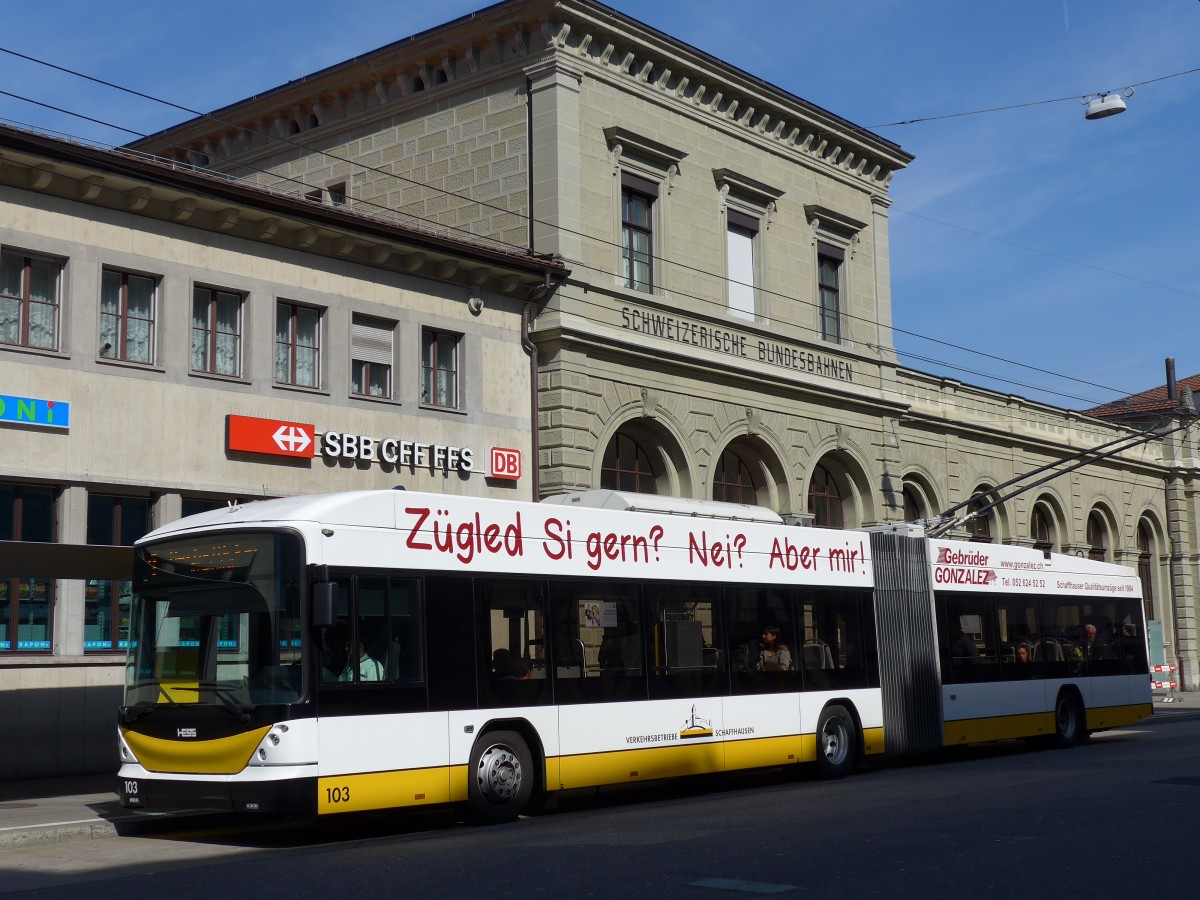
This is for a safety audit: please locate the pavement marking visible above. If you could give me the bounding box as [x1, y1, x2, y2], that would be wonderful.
[689, 877, 795, 894]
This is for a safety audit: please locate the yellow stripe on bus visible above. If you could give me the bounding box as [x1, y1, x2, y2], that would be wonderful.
[944, 703, 1152, 745]
[1087, 703, 1152, 730]
[121, 725, 271, 775]
[317, 765, 470, 813]
[944, 712, 1052, 745]
[556, 741, 725, 788]
[318, 727, 893, 813]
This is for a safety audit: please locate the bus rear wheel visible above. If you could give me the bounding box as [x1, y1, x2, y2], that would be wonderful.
[1052, 692, 1085, 749]
[815, 705, 858, 779]
[468, 730, 533, 824]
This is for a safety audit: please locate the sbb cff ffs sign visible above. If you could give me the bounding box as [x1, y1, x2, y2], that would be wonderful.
[227, 415, 521, 481]
[490, 447, 521, 481]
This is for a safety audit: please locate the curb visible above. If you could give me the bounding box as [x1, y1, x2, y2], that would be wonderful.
[0, 817, 118, 849]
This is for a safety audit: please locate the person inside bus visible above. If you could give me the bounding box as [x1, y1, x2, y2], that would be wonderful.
[757, 625, 793, 672]
[949, 625, 979, 660]
[1014, 644, 1031, 664]
[1083, 623, 1117, 661]
[340, 640, 383, 682]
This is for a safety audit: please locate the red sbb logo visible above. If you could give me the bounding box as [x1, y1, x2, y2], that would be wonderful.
[228, 415, 315, 458]
[490, 447, 521, 481]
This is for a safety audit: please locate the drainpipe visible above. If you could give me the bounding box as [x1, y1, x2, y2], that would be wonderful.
[523, 302, 540, 502]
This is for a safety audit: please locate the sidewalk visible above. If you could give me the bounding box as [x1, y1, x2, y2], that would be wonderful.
[2, 693, 1197, 850]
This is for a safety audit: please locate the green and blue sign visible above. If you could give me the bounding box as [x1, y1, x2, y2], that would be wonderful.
[0, 394, 69, 429]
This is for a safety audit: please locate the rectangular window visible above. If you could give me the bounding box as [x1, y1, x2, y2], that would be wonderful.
[0, 250, 62, 351]
[620, 173, 656, 293]
[480, 579, 550, 708]
[191, 286, 242, 376]
[351, 314, 394, 399]
[100, 269, 156, 364]
[319, 575, 424, 690]
[84, 495, 150, 652]
[275, 301, 321, 388]
[0, 484, 56, 652]
[549, 580, 645, 704]
[646, 585, 725, 699]
[421, 328, 460, 408]
[726, 210, 758, 321]
[817, 241, 843, 343]
[328, 182, 348, 206]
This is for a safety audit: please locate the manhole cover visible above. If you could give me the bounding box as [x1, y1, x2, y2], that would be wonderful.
[0, 802, 37, 810]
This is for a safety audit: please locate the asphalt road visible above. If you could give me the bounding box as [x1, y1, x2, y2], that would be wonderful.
[3, 715, 1198, 898]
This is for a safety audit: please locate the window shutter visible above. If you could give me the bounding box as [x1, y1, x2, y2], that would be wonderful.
[352, 316, 393, 365]
[621, 171, 659, 198]
[727, 209, 760, 233]
[817, 240, 844, 262]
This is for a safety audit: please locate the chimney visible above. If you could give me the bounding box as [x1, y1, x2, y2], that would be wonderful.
[1166, 357, 1177, 401]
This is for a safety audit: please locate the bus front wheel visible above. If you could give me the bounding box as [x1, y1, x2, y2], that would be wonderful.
[815, 705, 859, 779]
[468, 730, 533, 824]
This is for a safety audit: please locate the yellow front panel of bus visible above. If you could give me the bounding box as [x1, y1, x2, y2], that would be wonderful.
[122, 726, 271, 775]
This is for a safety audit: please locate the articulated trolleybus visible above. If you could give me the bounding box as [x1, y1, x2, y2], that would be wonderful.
[118, 489, 1151, 823]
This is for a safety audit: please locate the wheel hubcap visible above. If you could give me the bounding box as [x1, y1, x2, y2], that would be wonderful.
[822, 720, 848, 766]
[477, 744, 522, 803]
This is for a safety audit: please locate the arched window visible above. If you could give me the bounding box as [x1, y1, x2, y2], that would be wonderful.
[1087, 512, 1108, 562]
[808, 464, 843, 529]
[1138, 522, 1155, 622]
[966, 491, 993, 543]
[600, 433, 658, 494]
[902, 484, 926, 522]
[713, 449, 758, 505]
[1031, 506, 1053, 553]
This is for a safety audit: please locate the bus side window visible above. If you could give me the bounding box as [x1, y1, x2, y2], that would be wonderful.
[645, 585, 725, 700]
[479, 578, 551, 709]
[940, 596, 1001, 684]
[550, 580, 646, 705]
[318, 577, 353, 683]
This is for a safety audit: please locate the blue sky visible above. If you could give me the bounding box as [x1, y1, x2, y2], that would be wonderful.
[1, 1, 1197, 410]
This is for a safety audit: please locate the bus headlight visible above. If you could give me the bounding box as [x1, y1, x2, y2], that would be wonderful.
[118, 732, 139, 765]
[250, 725, 290, 766]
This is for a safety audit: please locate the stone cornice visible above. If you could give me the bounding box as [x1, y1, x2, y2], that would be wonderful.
[127, 1, 910, 193]
[0, 125, 565, 299]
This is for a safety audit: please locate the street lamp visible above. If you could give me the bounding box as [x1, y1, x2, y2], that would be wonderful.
[1083, 87, 1134, 120]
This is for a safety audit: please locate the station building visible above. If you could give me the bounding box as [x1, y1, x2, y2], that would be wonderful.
[2, 0, 1195, 777]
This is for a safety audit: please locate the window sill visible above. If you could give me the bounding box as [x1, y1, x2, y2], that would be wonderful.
[0, 343, 68, 361]
[97, 356, 165, 374]
[189, 369, 251, 386]
[418, 403, 467, 416]
[273, 382, 330, 398]
[350, 393, 401, 407]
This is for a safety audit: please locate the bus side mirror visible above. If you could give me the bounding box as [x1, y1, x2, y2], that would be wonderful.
[312, 582, 336, 627]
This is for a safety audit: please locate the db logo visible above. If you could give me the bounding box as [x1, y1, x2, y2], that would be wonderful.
[489, 447, 521, 481]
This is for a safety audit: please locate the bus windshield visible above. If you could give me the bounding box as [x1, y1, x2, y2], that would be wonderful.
[123, 531, 305, 714]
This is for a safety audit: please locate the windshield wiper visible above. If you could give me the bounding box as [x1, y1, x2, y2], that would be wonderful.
[172, 683, 254, 723]
[121, 683, 181, 721]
